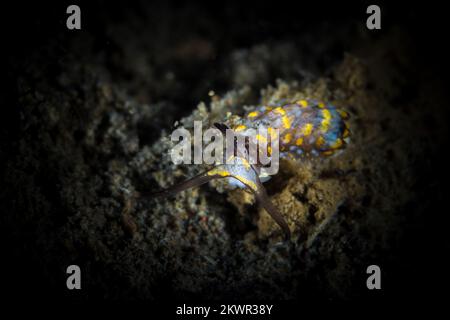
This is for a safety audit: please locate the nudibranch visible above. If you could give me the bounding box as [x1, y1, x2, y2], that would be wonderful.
[152, 99, 350, 241]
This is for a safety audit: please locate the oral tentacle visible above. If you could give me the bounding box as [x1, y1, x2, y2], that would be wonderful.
[147, 167, 227, 198]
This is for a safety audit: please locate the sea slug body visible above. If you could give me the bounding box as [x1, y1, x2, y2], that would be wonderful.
[151, 99, 351, 240]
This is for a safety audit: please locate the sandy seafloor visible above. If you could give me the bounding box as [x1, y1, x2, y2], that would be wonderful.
[1, 1, 449, 304]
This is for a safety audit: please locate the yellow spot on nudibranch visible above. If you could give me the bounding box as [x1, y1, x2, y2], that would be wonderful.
[322, 150, 334, 156]
[256, 134, 267, 143]
[318, 102, 326, 108]
[316, 136, 325, 147]
[235, 125, 246, 132]
[331, 138, 343, 149]
[297, 100, 308, 108]
[208, 168, 257, 191]
[301, 123, 313, 136]
[274, 107, 285, 115]
[268, 127, 278, 139]
[234, 175, 257, 191]
[282, 116, 291, 129]
[273, 107, 291, 129]
[283, 133, 292, 144]
[338, 110, 349, 119]
[343, 127, 350, 138]
[207, 169, 230, 177]
[321, 109, 332, 132]
[248, 111, 259, 118]
[295, 137, 303, 146]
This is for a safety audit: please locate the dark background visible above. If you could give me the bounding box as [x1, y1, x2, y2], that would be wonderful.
[1, 0, 449, 310]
